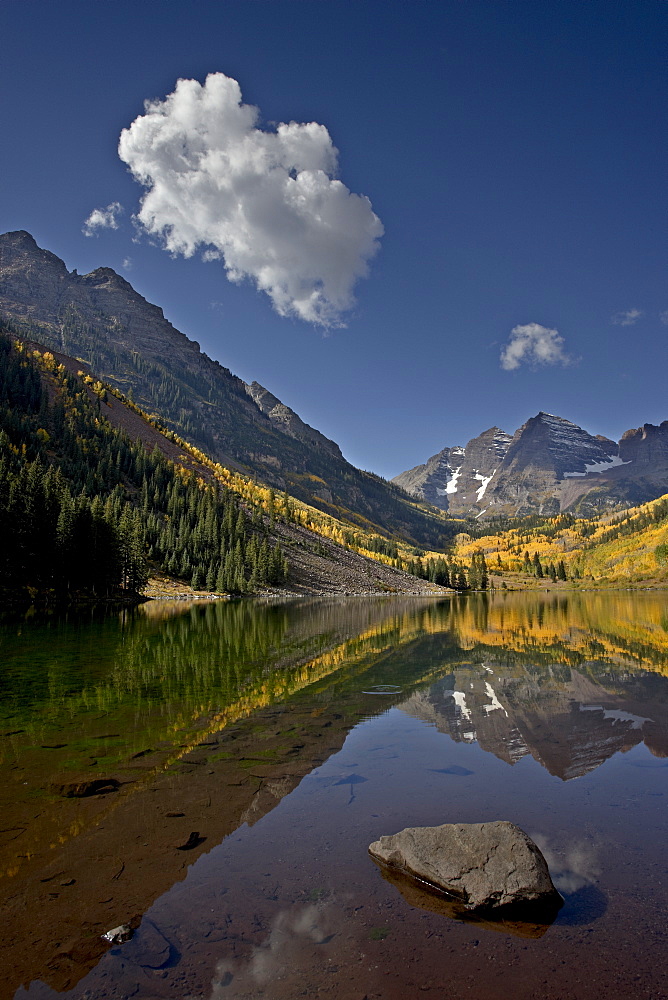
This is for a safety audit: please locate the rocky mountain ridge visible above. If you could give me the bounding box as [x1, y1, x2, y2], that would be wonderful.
[0, 230, 452, 546]
[394, 411, 668, 518]
[243, 380, 343, 462]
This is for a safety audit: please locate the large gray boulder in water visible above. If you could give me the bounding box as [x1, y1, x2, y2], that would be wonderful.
[369, 821, 560, 912]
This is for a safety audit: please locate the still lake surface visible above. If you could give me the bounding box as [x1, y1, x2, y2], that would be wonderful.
[1, 592, 667, 1000]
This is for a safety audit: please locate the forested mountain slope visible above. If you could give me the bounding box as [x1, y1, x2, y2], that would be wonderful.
[0, 230, 453, 548]
[0, 327, 446, 603]
[453, 497, 668, 586]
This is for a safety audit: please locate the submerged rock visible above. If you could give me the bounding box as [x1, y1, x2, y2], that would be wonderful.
[56, 778, 120, 798]
[175, 831, 206, 851]
[377, 865, 560, 938]
[125, 919, 172, 968]
[369, 821, 561, 912]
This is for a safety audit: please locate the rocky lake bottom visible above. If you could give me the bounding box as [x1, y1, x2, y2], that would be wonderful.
[1, 592, 667, 1000]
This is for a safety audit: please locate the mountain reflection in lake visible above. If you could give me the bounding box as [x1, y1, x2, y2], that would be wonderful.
[2, 592, 667, 999]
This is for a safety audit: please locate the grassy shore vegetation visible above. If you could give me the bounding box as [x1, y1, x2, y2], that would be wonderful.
[0, 328, 288, 603]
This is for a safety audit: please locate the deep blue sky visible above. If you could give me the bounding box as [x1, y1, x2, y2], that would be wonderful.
[1, 0, 666, 477]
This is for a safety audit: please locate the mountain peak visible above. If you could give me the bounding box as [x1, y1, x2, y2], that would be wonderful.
[245, 381, 342, 460]
[245, 381, 281, 412]
[79, 266, 135, 292]
[533, 411, 577, 427]
[3, 230, 39, 248]
[0, 229, 69, 274]
[394, 409, 667, 518]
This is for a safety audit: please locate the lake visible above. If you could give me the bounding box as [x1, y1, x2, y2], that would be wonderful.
[1, 592, 667, 1000]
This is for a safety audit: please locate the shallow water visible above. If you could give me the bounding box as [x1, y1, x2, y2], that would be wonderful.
[2, 592, 667, 999]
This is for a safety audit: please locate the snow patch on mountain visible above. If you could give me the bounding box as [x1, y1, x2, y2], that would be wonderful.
[392, 410, 667, 518]
[474, 470, 496, 501]
[563, 455, 632, 477]
[445, 466, 462, 494]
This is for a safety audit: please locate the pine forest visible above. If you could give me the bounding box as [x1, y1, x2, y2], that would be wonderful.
[0, 327, 288, 604]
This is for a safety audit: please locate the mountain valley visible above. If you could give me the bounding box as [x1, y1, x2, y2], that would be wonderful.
[1, 229, 667, 599]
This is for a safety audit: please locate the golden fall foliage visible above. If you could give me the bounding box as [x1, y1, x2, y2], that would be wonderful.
[452, 497, 668, 586]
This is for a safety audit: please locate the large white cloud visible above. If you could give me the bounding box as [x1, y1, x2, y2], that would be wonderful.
[118, 73, 383, 326]
[500, 322, 572, 371]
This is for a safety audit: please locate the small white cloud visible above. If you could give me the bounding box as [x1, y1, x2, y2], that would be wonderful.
[611, 308, 643, 326]
[659, 310, 668, 326]
[118, 73, 383, 327]
[121, 257, 133, 271]
[500, 322, 573, 371]
[82, 202, 123, 237]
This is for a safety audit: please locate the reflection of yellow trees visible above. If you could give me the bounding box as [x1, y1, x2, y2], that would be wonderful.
[111, 603, 424, 729]
[108, 603, 457, 771]
[1, 600, 433, 762]
[142, 596, 667, 748]
[413, 593, 668, 674]
[0, 600, 425, 879]
[5, 594, 666, 769]
[5, 593, 667, 783]
[3, 594, 667, 881]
